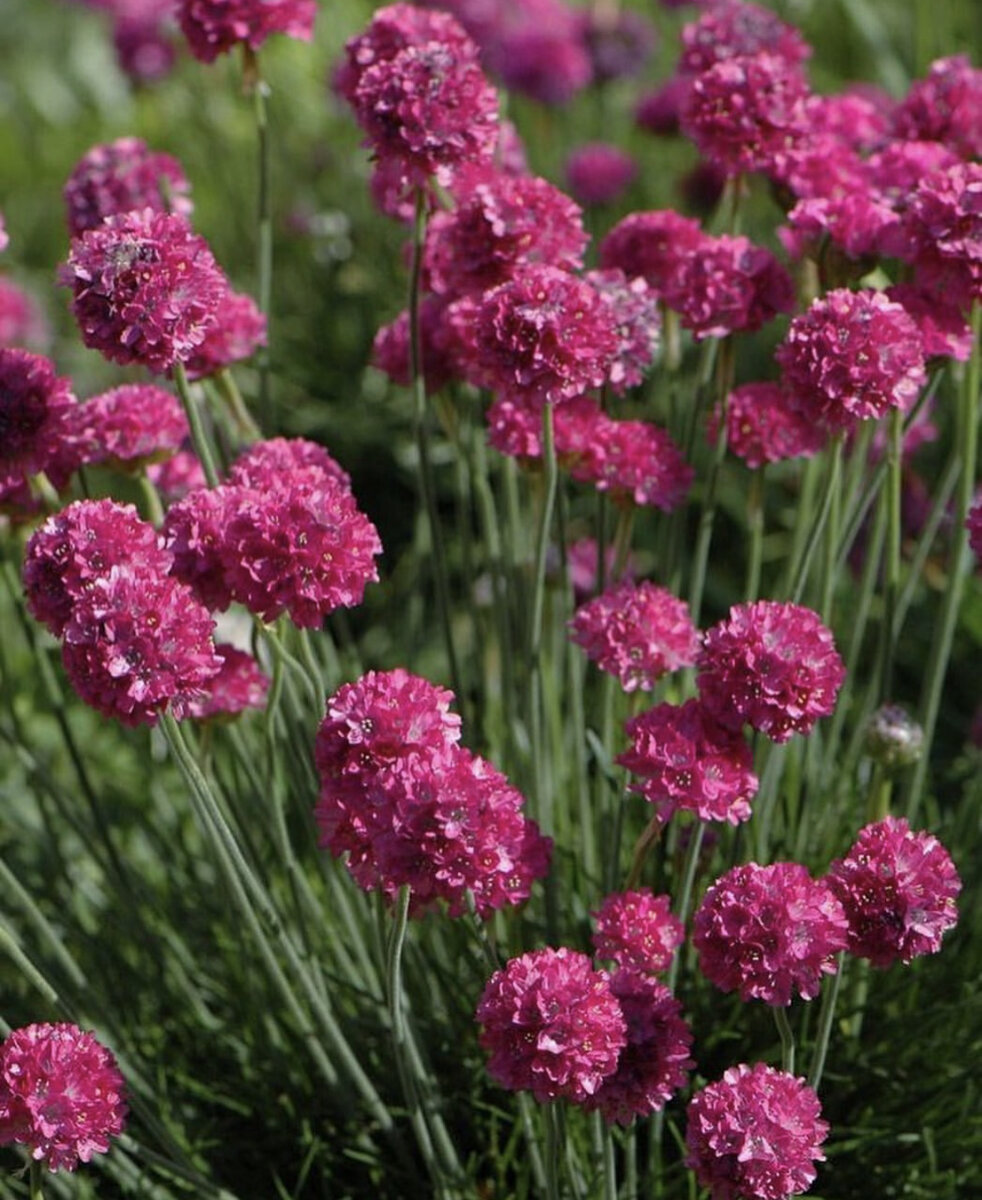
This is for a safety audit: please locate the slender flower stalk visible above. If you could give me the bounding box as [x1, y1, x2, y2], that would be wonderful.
[172, 361, 220, 488]
[808, 953, 845, 1091]
[878, 407, 904, 698]
[789, 437, 843, 605]
[774, 1005, 796, 1075]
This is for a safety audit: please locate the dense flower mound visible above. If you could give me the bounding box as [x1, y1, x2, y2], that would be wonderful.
[63, 565, 221, 726]
[885, 284, 973, 363]
[827, 816, 961, 967]
[0, 348, 78, 479]
[592, 889, 684, 974]
[678, 1, 811, 74]
[178, 0, 316, 62]
[893, 54, 982, 160]
[0, 277, 48, 349]
[60, 209, 227, 373]
[424, 171, 586, 295]
[568, 580, 698, 692]
[969, 497, 982, 559]
[470, 266, 618, 404]
[903, 162, 982, 309]
[72, 384, 188, 470]
[63, 137, 192, 236]
[685, 1063, 828, 1200]
[710, 382, 826, 468]
[582, 970, 693, 1125]
[565, 143, 636, 207]
[183, 289, 266, 380]
[681, 53, 808, 177]
[693, 861, 849, 1005]
[779, 193, 901, 266]
[698, 601, 845, 742]
[23, 499, 173, 637]
[372, 298, 459, 395]
[619, 699, 758, 825]
[147, 447, 207, 503]
[775, 289, 926, 433]
[662, 233, 794, 340]
[570, 413, 694, 511]
[0, 1023, 126, 1172]
[585, 269, 661, 392]
[186, 643, 270, 720]
[599, 210, 704, 297]
[476, 948, 626, 1103]
[228, 436, 351, 493]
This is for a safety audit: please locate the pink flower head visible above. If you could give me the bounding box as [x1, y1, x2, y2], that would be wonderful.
[698, 601, 845, 742]
[679, 1, 811, 75]
[372, 298, 459, 395]
[488, 18, 592, 106]
[619, 699, 758, 825]
[0, 1023, 126, 1172]
[893, 55, 982, 160]
[160, 486, 234, 610]
[63, 565, 221, 726]
[592, 889, 684, 974]
[885, 283, 973, 363]
[903, 161, 982, 309]
[182, 289, 266, 380]
[178, 0, 316, 62]
[866, 141, 960, 212]
[113, 12, 177, 83]
[775, 289, 926, 433]
[63, 138, 192, 237]
[769, 134, 868, 205]
[186, 642, 270, 720]
[693, 861, 848, 1005]
[779, 193, 903, 269]
[60, 209, 227, 374]
[0, 348, 79, 480]
[0, 278, 49, 350]
[585, 270, 661, 393]
[569, 414, 693, 511]
[583, 971, 693, 1125]
[569, 579, 698, 692]
[72, 384, 188, 470]
[228, 436, 351, 493]
[803, 91, 892, 154]
[565, 144, 636, 207]
[827, 816, 961, 967]
[424, 172, 586, 295]
[635, 77, 690, 137]
[0, 213, 7, 253]
[561, 536, 635, 601]
[476, 948, 626, 1103]
[681, 53, 809, 177]
[710, 382, 826, 468]
[685, 1062, 827, 1200]
[146, 446, 207, 503]
[485, 393, 545, 461]
[599, 210, 703, 297]
[471, 266, 617, 404]
[662, 233, 794, 340]
[23, 499, 173, 637]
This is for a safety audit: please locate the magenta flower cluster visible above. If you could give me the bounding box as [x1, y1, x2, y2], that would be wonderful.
[63, 137, 193, 236]
[592, 889, 684, 975]
[178, 0, 316, 62]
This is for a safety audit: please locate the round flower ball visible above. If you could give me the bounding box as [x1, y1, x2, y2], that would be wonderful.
[72, 384, 188, 471]
[698, 601, 845, 743]
[63, 137, 192, 237]
[179, 0, 316, 63]
[685, 1062, 827, 1200]
[827, 816, 961, 967]
[693, 861, 849, 1005]
[592, 889, 684, 974]
[0, 349, 79, 481]
[709, 382, 826, 469]
[0, 1022, 126, 1172]
[565, 143, 637, 208]
[476, 947, 626, 1103]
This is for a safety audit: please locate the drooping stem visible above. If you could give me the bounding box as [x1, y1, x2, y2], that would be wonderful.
[173, 361, 221, 489]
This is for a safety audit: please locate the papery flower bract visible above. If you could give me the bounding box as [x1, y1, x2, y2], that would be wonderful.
[63, 137, 192, 237]
[893, 54, 982, 160]
[72, 384, 188, 470]
[709, 382, 826, 469]
[619, 699, 758, 825]
[599, 210, 703, 297]
[63, 565, 221, 727]
[565, 144, 636, 207]
[476, 948, 626, 1103]
[23, 499, 173, 637]
[685, 1062, 827, 1200]
[775, 289, 926, 433]
[60, 209, 226, 374]
[178, 0, 316, 62]
[693, 861, 848, 1005]
[182, 289, 266, 381]
[186, 643, 270, 720]
[592, 889, 684, 974]
[568, 580, 698, 692]
[698, 601, 845, 742]
[678, 1, 811, 74]
[585, 269, 661, 393]
[582, 970, 693, 1125]
[0, 349, 79, 479]
[0, 1022, 126, 1172]
[827, 816, 961, 967]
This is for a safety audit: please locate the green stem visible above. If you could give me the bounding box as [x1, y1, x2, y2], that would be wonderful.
[689, 341, 734, 626]
[173, 362, 221, 488]
[138, 470, 165, 526]
[529, 405, 559, 847]
[545, 1102, 563, 1200]
[215, 367, 262, 440]
[808, 954, 845, 1092]
[788, 438, 843, 605]
[667, 822, 705, 995]
[773, 1005, 796, 1075]
[878, 408, 904, 699]
[624, 815, 662, 892]
[251, 59, 274, 421]
[29, 1159, 44, 1200]
[591, 1112, 617, 1200]
[744, 467, 765, 601]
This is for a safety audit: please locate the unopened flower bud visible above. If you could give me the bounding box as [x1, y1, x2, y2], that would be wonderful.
[865, 703, 924, 770]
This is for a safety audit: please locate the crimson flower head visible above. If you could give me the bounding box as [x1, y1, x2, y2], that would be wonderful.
[0, 1022, 126, 1173]
[710, 382, 826, 469]
[565, 144, 637, 207]
[827, 816, 961, 967]
[698, 601, 845, 742]
[182, 288, 266, 381]
[893, 54, 982, 160]
[60, 209, 227, 374]
[685, 1062, 827, 1200]
[0, 349, 79, 480]
[179, 0, 316, 62]
[599, 210, 704, 298]
[569, 580, 698, 692]
[592, 889, 684, 974]
[693, 861, 849, 1005]
[476, 948, 626, 1103]
[678, 1, 812, 75]
[63, 138, 192, 237]
[71, 384, 188, 471]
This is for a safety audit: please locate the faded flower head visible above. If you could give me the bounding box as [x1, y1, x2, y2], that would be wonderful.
[60, 209, 227, 374]
[698, 601, 845, 743]
[72, 384, 188, 470]
[592, 889, 684, 974]
[685, 1062, 827, 1200]
[179, 0, 317, 62]
[568, 579, 698, 692]
[63, 137, 192, 237]
[476, 948, 626, 1103]
[693, 861, 848, 1005]
[710, 382, 826, 469]
[827, 816, 961, 968]
[0, 1022, 126, 1172]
